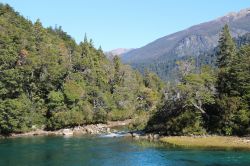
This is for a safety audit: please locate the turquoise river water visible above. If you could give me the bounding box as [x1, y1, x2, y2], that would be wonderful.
[0, 135, 250, 166]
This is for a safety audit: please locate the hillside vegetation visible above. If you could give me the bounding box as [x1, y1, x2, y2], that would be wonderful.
[146, 25, 250, 136]
[0, 4, 164, 134]
[0, 4, 249, 137]
[122, 8, 250, 81]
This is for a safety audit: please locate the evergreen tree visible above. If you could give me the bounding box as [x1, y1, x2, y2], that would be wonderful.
[216, 24, 237, 96]
[0, 4, 164, 134]
[113, 55, 122, 85]
[214, 25, 250, 135]
[230, 45, 250, 102]
[217, 25, 236, 68]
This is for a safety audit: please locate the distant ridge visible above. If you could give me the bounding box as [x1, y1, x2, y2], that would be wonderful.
[122, 8, 250, 64]
[105, 48, 134, 59]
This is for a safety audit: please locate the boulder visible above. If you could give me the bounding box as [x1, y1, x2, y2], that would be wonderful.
[132, 133, 140, 139]
[139, 135, 148, 139]
[96, 124, 105, 128]
[85, 128, 94, 134]
[147, 134, 153, 140]
[153, 134, 160, 140]
[134, 135, 140, 139]
[106, 128, 111, 133]
[73, 130, 87, 136]
[123, 133, 132, 137]
[62, 129, 73, 136]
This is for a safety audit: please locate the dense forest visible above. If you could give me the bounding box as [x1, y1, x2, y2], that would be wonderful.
[0, 4, 164, 134]
[0, 4, 249, 136]
[132, 32, 250, 82]
[146, 25, 250, 136]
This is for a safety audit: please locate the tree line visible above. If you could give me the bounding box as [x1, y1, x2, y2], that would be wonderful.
[0, 4, 164, 134]
[0, 4, 249, 136]
[146, 25, 250, 136]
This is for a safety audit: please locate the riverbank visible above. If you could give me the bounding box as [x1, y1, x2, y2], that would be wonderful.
[160, 136, 250, 150]
[5, 121, 250, 151]
[6, 119, 132, 138]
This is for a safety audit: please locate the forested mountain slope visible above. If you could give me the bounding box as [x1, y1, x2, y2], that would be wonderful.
[0, 4, 164, 134]
[122, 8, 250, 81]
[0, 4, 249, 137]
[146, 25, 250, 136]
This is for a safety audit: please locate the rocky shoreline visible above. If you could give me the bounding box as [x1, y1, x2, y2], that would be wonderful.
[7, 119, 133, 138]
[130, 131, 161, 140]
[5, 118, 162, 141]
[4, 121, 250, 150]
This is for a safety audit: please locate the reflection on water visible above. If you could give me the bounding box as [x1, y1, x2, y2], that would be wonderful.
[0, 136, 250, 166]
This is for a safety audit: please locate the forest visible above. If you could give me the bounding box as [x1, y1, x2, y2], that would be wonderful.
[0, 4, 164, 134]
[0, 4, 249, 136]
[146, 25, 250, 136]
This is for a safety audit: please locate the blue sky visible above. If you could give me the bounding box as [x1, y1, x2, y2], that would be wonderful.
[2, 0, 250, 51]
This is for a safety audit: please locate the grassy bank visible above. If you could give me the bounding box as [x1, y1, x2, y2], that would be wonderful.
[160, 136, 250, 150]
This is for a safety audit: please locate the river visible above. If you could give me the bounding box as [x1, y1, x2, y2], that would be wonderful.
[0, 135, 250, 166]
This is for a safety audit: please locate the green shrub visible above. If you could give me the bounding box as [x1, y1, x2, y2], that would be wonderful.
[93, 108, 107, 124]
[63, 80, 84, 104]
[48, 111, 84, 130]
[0, 96, 32, 134]
[129, 111, 150, 131]
[48, 90, 64, 109]
[108, 109, 133, 121]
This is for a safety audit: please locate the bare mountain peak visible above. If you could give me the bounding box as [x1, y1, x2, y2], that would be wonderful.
[109, 48, 133, 55]
[216, 7, 250, 22]
[105, 48, 134, 58]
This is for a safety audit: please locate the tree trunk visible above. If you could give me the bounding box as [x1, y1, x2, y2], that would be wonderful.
[191, 101, 206, 114]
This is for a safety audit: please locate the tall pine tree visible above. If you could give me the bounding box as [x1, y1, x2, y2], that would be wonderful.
[216, 24, 236, 96]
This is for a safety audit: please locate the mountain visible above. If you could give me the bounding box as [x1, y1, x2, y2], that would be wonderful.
[122, 8, 250, 80]
[105, 48, 134, 58]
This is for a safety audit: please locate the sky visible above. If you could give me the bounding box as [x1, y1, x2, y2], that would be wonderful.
[1, 0, 250, 51]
